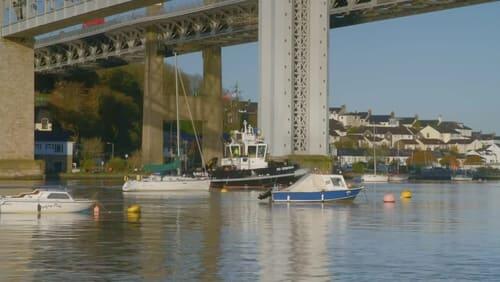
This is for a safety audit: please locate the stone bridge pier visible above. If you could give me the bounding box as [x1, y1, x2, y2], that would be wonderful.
[141, 3, 223, 166]
[0, 9, 42, 178]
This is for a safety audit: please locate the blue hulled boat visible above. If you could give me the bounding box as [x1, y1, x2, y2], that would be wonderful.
[268, 174, 363, 202]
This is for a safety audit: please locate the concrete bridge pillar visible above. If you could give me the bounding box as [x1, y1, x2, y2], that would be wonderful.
[202, 46, 223, 163]
[0, 8, 42, 178]
[141, 5, 166, 165]
[259, 0, 329, 157]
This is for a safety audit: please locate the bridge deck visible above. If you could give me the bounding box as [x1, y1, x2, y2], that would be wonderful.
[23, 0, 498, 72]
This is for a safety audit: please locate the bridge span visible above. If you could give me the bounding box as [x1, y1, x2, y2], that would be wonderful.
[0, 0, 497, 176]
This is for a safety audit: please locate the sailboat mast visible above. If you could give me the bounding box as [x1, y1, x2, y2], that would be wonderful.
[174, 52, 180, 159]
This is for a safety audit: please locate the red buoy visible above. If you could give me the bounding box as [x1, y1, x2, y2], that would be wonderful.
[383, 193, 396, 203]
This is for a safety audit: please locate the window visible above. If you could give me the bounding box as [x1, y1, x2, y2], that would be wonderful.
[257, 145, 267, 158]
[54, 144, 63, 153]
[47, 193, 70, 200]
[41, 118, 49, 129]
[248, 145, 257, 158]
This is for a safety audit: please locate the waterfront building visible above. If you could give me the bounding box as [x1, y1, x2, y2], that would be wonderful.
[35, 131, 74, 174]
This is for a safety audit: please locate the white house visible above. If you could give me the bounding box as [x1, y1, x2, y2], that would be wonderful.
[467, 144, 500, 165]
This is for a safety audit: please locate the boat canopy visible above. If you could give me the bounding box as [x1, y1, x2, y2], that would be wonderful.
[286, 174, 348, 192]
[144, 160, 181, 174]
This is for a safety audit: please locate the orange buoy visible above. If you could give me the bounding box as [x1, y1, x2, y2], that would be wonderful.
[93, 204, 100, 218]
[383, 193, 396, 203]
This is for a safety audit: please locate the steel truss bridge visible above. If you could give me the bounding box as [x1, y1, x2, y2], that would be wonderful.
[23, 0, 494, 72]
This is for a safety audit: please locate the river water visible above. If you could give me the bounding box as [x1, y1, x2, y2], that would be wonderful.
[1, 180, 500, 281]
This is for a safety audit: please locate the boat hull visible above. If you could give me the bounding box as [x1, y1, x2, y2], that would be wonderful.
[272, 187, 363, 202]
[210, 170, 307, 190]
[122, 179, 210, 192]
[362, 174, 389, 183]
[0, 199, 93, 214]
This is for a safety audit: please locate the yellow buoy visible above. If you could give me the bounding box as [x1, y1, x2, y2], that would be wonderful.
[127, 204, 141, 214]
[401, 190, 412, 199]
[220, 188, 228, 193]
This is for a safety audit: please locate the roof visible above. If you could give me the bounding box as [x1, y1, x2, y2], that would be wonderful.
[352, 126, 413, 136]
[398, 117, 416, 125]
[418, 120, 440, 127]
[35, 130, 73, 142]
[341, 111, 369, 119]
[329, 119, 345, 134]
[447, 139, 474, 145]
[368, 115, 392, 124]
[435, 122, 463, 134]
[337, 149, 368, 156]
[396, 139, 419, 145]
[419, 138, 445, 145]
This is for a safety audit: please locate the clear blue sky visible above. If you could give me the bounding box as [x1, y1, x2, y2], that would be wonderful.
[173, 2, 500, 134]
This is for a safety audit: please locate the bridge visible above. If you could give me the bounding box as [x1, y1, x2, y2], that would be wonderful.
[0, 0, 496, 176]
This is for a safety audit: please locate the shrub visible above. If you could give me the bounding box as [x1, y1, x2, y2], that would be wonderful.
[107, 157, 127, 172]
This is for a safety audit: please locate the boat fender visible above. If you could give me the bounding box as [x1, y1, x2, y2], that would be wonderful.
[124, 175, 128, 182]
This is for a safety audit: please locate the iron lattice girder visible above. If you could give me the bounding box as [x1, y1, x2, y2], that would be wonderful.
[34, 0, 495, 71]
[34, 1, 258, 72]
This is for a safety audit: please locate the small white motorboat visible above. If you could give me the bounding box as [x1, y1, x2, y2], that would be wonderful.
[122, 175, 211, 192]
[0, 188, 94, 214]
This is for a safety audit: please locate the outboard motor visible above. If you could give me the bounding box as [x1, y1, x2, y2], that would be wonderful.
[258, 189, 272, 200]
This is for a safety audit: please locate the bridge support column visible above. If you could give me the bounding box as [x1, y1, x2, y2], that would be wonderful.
[0, 10, 42, 178]
[259, 0, 329, 157]
[202, 46, 223, 163]
[141, 28, 165, 165]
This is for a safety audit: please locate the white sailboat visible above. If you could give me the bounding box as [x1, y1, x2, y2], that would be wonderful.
[389, 142, 408, 182]
[362, 125, 389, 183]
[123, 53, 210, 192]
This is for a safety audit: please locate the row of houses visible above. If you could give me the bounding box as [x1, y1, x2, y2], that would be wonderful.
[329, 105, 500, 167]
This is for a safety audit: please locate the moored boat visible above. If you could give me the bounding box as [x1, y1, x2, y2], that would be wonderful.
[264, 174, 363, 202]
[361, 173, 389, 183]
[122, 174, 210, 192]
[0, 188, 94, 214]
[389, 174, 409, 182]
[210, 121, 307, 190]
[122, 53, 210, 193]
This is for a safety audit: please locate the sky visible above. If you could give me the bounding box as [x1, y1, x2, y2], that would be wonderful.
[170, 2, 500, 134]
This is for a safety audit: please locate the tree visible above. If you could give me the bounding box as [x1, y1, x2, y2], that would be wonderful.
[440, 155, 460, 169]
[81, 138, 104, 161]
[464, 155, 484, 166]
[407, 150, 436, 167]
[352, 162, 366, 173]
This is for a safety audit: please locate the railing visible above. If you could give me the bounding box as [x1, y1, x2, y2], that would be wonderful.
[35, 0, 238, 44]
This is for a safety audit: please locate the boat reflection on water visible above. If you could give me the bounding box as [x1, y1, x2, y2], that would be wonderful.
[256, 203, 352, 281]
[0, 213, 91, 281]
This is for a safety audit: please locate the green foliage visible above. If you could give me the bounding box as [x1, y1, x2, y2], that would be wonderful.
[412, 120, 422, 131]
[464, 155, 484, 165]
[40, 63, 200, 158]
[406, 150, 436, 167]
[334, 137, 357, 149]
[352, 162, 366, 173]
[81, 138, 104, 161]
[81, 159, 98, 172]
[127, 150, 143, 170]
[439, 155, 459, 168]
[106, 157, 128, 172]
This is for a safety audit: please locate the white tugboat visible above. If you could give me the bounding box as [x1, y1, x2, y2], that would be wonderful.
[0, 188, 94, 214]
[210, 121, 308, 190]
